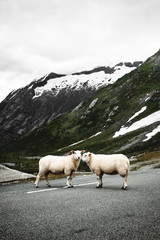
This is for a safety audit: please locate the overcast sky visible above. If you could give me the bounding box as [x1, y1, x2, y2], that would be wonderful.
[0, 0, 160, 102]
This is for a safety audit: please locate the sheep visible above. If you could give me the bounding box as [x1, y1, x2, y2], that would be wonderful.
[82, 152, 130, 190]
[35, 150, 83, 188]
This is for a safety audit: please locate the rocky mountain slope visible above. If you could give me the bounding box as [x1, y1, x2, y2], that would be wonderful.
[0, 50, 160, 167]
[0, 62, 141, 144]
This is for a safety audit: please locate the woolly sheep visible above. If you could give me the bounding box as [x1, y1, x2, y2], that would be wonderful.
[82, 152, 130, 190]
[35, 150, 83, 188]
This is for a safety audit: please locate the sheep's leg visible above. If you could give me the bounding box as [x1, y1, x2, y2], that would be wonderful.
[34, 170, 46, 188]
[70, 175, 73, 187]
[44, 172, 51, 187]
[119, 168, 128, 190]
[35, 173, 41, 188]
[121, 169, 128, 190]
[66, 175, 73, 188]
[96, 173, 103, 188]
[122, 175, 128, 190]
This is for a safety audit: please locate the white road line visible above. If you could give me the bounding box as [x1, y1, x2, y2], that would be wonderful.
[27, 182, 97, 194]
[27, 188, 58, 194]
[73, 182, 97, 187]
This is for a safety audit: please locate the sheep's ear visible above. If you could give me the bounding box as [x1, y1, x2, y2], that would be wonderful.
[71, 150, 75, 154]
[81, 150, 86, 153]
[89, 153, 92, 157]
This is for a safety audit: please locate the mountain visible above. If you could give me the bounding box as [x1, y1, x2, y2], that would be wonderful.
[1, 50, 160, 174]
[0, 61, 141, 144]
[0, 50, 160, 168]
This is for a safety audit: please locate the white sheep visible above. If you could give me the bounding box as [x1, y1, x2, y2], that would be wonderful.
[82, 152, 130, 189]
[35, 150, 83, 188]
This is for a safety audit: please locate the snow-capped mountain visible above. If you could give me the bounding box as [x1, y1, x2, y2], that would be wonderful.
[32, 62, 140, 99]
[0, 61, 142, 144]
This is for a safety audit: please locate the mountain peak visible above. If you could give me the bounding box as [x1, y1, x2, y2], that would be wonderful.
[0, 60, 142, 144]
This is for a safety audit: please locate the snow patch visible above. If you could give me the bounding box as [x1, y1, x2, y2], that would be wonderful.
[28, 84, 33, 90]
[8, 90, 17, 100]
[90, 131, 101, 138]
[88, 98, 98, 109]
[72, 102, 83, 112]
[145, 96, 150, 102]
[113, 110, 160, 138]
[65, 131, 102, 149]
[69, 140, 84, 147]
[110, 65, 136, 82]
[143, 125, 160, 142]
[127, 106, 147, 123]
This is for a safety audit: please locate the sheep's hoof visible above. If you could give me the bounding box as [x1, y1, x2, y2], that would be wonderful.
[122, 186, 127, 190]
[48, 185, 51, 187]
[35, 185, 38, 188]
[96, 185, 102, 188]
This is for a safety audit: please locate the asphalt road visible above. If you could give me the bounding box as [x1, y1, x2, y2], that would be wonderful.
[0, 166, 160, 240]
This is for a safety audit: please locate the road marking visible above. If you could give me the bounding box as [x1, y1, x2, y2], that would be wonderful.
[27, 188, 58, 194]
[73, 182, 97, 187]
[27, 182, 97, 194]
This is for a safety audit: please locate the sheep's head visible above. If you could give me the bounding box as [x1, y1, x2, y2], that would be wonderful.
[82, 152, 92, 163]
[71, 150, 85, 161]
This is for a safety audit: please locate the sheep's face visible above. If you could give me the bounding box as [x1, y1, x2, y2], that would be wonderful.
[82, 152, 91, 163]
[71, 150, 83, 161]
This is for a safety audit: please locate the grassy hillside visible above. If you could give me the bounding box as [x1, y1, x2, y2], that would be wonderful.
[0, 50, 160, 172]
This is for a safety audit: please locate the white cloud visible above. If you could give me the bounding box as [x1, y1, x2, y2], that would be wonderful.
[0, 0, 160, 102]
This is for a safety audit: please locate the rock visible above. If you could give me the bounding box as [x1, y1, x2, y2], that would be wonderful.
[0, 164, 35, 184]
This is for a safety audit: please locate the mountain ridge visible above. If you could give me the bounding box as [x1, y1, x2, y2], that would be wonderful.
[0, 61, 141, 144]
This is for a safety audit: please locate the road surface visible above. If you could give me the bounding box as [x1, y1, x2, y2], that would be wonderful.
[0, 165, 160, 240]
